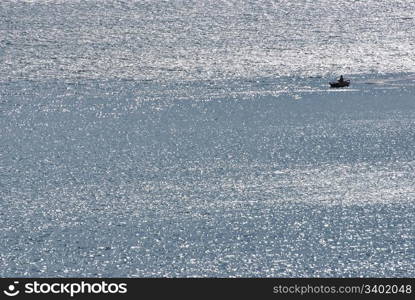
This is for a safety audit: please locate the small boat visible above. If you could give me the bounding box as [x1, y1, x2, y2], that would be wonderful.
[329, 80, 350, 88]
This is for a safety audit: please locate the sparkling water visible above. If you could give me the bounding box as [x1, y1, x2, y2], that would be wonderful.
[1, 0, 414, 277]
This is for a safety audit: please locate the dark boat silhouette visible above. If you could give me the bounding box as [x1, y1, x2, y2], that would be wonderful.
[329, 80, 350, 88]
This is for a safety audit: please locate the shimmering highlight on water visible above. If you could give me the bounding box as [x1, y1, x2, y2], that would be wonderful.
[1, 0, 414, 277]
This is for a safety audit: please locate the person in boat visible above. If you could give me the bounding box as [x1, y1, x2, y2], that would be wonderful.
[339, 75, 344, 83]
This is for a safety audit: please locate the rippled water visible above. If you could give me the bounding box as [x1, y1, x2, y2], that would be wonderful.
[1, 0, 415, 81]
[1, 0, 414, 277]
